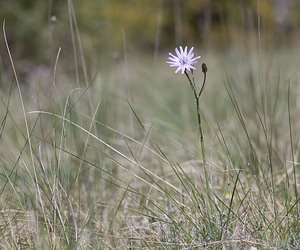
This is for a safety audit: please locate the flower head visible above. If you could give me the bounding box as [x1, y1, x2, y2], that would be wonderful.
[166, 46, 201, 74]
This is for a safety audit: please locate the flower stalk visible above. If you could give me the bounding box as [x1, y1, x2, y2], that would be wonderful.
[184, 65, 210, 196]
[167, 47, 212, 200]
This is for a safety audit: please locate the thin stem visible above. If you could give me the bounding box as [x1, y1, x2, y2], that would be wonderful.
[184, 71, 197, 98]
[184, 69, 211, 199]
[184, 70, 207, 163]
[195, 97, 206, 163]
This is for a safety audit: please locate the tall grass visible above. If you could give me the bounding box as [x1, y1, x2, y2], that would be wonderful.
[0, 8, 300, 250]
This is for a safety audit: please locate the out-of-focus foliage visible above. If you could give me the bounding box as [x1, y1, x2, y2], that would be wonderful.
[0, 1, 63, 61]
[1, 0, 300, 62]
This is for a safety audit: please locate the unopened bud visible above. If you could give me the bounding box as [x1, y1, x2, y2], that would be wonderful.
[202, 63, 207, 73]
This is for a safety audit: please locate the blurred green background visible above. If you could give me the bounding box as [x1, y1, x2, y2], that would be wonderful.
[1, 0, 299, 66]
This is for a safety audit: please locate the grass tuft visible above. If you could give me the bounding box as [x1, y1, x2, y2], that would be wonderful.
[0, 9, 299, 249]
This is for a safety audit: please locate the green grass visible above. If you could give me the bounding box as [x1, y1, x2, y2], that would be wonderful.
[1, 22, 300, 249]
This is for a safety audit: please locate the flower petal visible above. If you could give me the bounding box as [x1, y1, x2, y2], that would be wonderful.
[187, 47, 194, 58]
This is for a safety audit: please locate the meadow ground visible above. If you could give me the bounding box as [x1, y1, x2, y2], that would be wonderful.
[0, 42, 300, 249]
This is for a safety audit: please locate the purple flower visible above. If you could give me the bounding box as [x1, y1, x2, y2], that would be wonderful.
[166, 46, 201, 74]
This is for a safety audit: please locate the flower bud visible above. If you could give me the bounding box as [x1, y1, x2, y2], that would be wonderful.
[202, 63, 207, 73]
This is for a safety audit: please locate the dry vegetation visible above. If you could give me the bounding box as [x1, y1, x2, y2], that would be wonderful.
[0, 1, 300, 249]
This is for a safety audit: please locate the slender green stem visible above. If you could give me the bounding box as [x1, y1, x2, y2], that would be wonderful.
[184, 69, 211, 198]
[195, 96, 210, 196]
[195, 97, 206, 164]
[185, 70, 197, 97]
